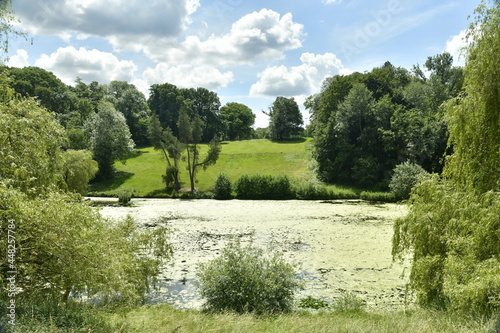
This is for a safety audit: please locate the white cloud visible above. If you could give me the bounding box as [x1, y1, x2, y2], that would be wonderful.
[141, 63, 234, 91]
[250, 52, 345, 97]
[140, 9, 304, 67]
[35, 46, 137, 85]
[7, 49, 30, 68]
[323, 0, 343, 4]
[13, 0, 199, 41]
[445, 29, 469, 66]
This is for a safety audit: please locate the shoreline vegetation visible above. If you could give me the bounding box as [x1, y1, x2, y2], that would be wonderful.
[88, 139, 399, 203]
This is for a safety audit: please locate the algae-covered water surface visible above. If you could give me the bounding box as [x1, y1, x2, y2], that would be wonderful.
[96, 198, 410, 311]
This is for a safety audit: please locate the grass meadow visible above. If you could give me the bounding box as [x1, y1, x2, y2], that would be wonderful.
[89, 138, 329, 197]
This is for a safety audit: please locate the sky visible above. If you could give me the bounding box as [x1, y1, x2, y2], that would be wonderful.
[6, 0, 480, 128]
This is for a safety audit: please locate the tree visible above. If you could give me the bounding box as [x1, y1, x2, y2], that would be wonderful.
[444, 2, 499, 193]
[181, 87, 224, 142]
[148, 114, 183, 190]
[85, 100, 135, 180]
[0, 0, 25, 59]
[0, 1, 173, 310]
[7, 67, 76, 116]
[62, 149, 98, 195]
[220, 102, 255, 140]
[106, 81, 151, 146]
[393, 1, 500, 315]
[148, 83, 184, 137]
[0, 89, 66, 196]
[0, 185, 172, 304]
[177, 107, 221, 192]
[266, 97, 303, 141]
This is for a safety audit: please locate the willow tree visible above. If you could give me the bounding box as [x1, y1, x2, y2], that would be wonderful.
[444, 1, 500, 193]
[392, 1, 500, 315]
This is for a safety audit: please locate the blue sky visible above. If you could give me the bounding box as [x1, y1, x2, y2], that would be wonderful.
[7, 0, 479, 127]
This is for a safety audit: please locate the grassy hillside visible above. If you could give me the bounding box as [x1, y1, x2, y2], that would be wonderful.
[89, 138, 318, 197]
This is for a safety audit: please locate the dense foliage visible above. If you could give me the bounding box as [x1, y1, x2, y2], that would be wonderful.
[266, 97, 304, 141]
[213, 173, 233, 199]
[220, 102, 256, 140]
[0, 89, 66, 195]
[0, 78, 172, 307]
[235, 174, 294, 200]
[308, 57, 462, 189]
[389, 161, 429, 200]
[0, 188, 172, 303]
[197, 239, 303, 314]
[393, 0, 500, 316]
[85, 100, 135, 180]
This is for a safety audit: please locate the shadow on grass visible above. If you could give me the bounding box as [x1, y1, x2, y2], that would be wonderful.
[129, 149, 150, 160]
[145, 188, 172, 198]
[89, 171, 135, 193]
[273, 138, 308, 144]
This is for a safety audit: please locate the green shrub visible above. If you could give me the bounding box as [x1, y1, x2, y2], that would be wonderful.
[389, 161, 429, 199]
[360, 191, 398, 203]
[293, 181, 359, 200]
[196, 239, 303, 314]
[162, 166, 179, 189]
[235, 174, 293, 200]
[213, 173, 233, 199]
[293, 181, 329, 200]
[298, 296, 330, 310]
[332, 291, 366, 313]
[0, 186, 172, 304]
[117, 187, 134, 205]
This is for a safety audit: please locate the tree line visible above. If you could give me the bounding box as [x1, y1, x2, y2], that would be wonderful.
[2, 51, 466, 192]
[306, 53, 463, 190]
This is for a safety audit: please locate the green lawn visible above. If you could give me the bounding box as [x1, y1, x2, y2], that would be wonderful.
[89, 138, 316, 197]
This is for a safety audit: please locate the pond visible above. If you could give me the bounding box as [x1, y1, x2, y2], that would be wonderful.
[95, 198, 410, 311]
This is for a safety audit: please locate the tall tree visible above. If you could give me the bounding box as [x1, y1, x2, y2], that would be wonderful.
[106, 81, 151, 146]
[148, 83, 184, 136]
[148, 114, 183, 190]
[62, 149, 99, 195]
[0, 86, 66, 196]
[444, 5, 499, 193]
[177, 107, 221, 192]
[220, 102, 255, 140]
[85, 100, 135, 180]
[266, 97, 303, 141]
[181, 87, 224, 142]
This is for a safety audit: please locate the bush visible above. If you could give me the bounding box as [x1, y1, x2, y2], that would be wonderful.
[196, 239, 303, 314]
[293, 181, 359, 200]
[117, 187, 134, 205]
[293, 181, 330, 200]
[298, 296, 330, 310]
[213, 173, 233, 199]
[332, 291, 366, 313]
[389, 161, 429, 199]
[360, 191, 398, 203]
[0, 186, 172, 304]
[235, 174, 293, 200]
